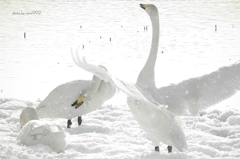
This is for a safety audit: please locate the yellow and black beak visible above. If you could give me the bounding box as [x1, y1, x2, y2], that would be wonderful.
[71, 97, 84, 109]
[140, 4, 149, 10]
[77, 97, 83, 105]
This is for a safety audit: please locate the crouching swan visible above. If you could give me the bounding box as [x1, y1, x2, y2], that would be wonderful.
[17, 107, 66, 153]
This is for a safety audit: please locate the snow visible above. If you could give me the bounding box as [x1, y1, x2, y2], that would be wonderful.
[1, 98, 240, 158]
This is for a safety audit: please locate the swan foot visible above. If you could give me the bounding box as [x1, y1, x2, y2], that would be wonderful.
[67, 119, 72, 128]
[167, 146, 172, 153]
[78, 116, 82, 126]
[155, 146, 159, 151]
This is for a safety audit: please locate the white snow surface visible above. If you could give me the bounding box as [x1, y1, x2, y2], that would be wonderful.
[1, 98, 240, 159]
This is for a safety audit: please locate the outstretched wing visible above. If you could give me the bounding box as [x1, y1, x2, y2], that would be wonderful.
[158, 61, 240, 114]
[71, 47, 113, 85]
[71, 47, 160, 106]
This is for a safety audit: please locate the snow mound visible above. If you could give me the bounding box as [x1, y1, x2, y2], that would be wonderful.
[186, 108, 240, 158]
[218, 109, 240, 122]
[227, 115, 240, 125]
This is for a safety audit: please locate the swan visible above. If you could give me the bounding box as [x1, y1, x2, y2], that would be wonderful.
[71, 50, 187, 153]
[36, 68, 116, 128]
[17, 107, 66, 153]
[137, 4, 240, 115]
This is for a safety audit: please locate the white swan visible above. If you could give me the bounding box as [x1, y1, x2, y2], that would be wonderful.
[17, 107, 66, 153]
[71, 50, 187, 153]
[36, 67, 116, 128]
[137, 4, 240, 115]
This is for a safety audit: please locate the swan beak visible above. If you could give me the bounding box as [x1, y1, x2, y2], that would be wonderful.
[140, 4, 149, 10]
[77, 97, 84, 105]
[71, 97, 84, 109]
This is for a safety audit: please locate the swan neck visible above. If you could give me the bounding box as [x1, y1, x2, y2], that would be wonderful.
[149, 15, 159, 66]
[90, 75, 102, 92]
[137, 14, 159, 89]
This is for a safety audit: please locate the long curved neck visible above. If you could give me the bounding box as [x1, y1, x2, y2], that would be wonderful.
[83, 75, 102, 101]
[90, 75, 101, 93]
[137, 13, 159, 89]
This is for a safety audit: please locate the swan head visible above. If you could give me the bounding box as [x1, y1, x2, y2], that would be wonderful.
[73, 75, 102, 109]
[73, 85, 101, 109]
[140, 4, 159, 18]
[20, 107, 39, 128]
[72, 65, 109, 109]
[73, 89, 89, 109]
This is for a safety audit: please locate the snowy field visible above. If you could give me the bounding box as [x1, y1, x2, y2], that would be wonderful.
[1, 0, 240, 158]
[1, 98, 240, 159]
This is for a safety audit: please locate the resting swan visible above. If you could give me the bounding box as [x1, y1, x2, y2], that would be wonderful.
[137, 4, 240, 115]
[71, 50, 187, 153]
[17, 107, 66, 153]
[36, 68, 116, 128]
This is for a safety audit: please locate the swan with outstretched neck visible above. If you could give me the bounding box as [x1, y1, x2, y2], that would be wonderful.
[137, 4, 159, 90]
[137, 4, 240, 115]
[71, 39, 187, 154]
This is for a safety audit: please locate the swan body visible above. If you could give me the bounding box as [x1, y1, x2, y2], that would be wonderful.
[71, 50, 187, 152]
[127, 97, 187, 152]
[36, 80, 90, 119]
[17, 107, 66, 153]
[137, 4, 240, 115]
[36, 73, 116, 127]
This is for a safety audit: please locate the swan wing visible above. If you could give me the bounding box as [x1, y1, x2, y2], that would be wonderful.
[71, 47, 161, 106]
[72, 48, 187, 150]
[158, 61, 240, 114]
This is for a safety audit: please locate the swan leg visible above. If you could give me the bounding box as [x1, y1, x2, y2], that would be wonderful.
[67, 119, 72, 128]
[167, 146, 172, 153]
[78, 116, 82, 126]
[155, 146, 159, 151]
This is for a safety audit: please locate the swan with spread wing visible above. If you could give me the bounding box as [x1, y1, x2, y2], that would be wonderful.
[71, 48, 187, 153]
[137, 4, 240, 115]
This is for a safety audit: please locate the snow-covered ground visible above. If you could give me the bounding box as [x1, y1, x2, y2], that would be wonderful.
[1, 98, 240, 159]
